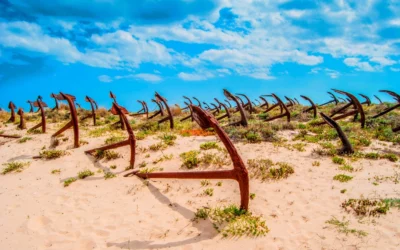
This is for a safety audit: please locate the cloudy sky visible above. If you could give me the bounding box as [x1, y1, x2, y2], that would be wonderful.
[0, 0, 399, 110]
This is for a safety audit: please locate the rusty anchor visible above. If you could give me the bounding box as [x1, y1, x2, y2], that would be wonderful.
[259, 96, 269, 109]
[192, 97, 202, 108]
[27, 100, 34, 113]
[131, 100, 149, 119]
[374, 95, 383, 104]
[52, 93, 80, 148]
[7, 102, 16, 123]
[264, 94, 291, 123]
[50, 93, 59, 111]
[155, 92, 174, 129]
[215, 98, 231, 121]
[17, 108, 26, 130]
[301, 95, 317, 119]
[28, 97, 47, 133]
[316, 89, 365, 128]
[320, 113, 354, 154]
[108, 91, 126, 130]
[80, 96, 98, 126]
[224, 89, 248, 127]
[372, 90, 400, 119]
[319, 92, 339, 106]
[86, 102, 136, 168]
[129, 105, 250, 210]
[148, 99, 165, 119]
[236, 93, 253, 114]
[359, 94, 371, 106]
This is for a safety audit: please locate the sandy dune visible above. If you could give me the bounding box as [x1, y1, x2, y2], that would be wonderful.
[1, 119, 399, 250]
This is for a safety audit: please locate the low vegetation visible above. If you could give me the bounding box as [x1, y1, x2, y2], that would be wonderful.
[247, 158, 294, 181]
[2, 161, 30, 174]
[193, 205, 269, 237]
[39, 150, 66, 160]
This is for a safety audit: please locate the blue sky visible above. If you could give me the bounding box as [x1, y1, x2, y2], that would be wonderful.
[0, 0, 400, 111]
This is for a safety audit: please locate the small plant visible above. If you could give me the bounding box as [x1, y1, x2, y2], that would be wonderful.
[104, 172, 116, 179]
[332, 156, 345, 165]
[51, 169, 61, 174]
[104, 136, 125, 145]
[340, 189, 347, 193]
[203, 188, 214, 196]
[383, 153, 398, 162]
[200, 141, 219, 150]
[193, 205, 269, 237]
[94, 150, 121, 160]
[341, 198, 392, 217]
[339, 164, 354, 172]
[149, 142, 167, 151]
[245, 131, 261, 143]
[2, 161, 30, 174]
[139, 167, 161, 174]
[64, 177, 77, 187]
[312, 161, 320, 167]
[250, 193, 256, 200]
[39, 150, 65, 159]
[333, 174, 353, 183]
[78, 169, 94, 179]
[152, 154, 173, 164]
[201, 180, 211, 186]
[325, 216, 367, 237]
[216, 181, 222, 186]
[292, 143, 306, 152]
[138, 162, 147, 168]
[110, 165, 117, 169]
[180, 150, 201, 169]
[79, 140, 88, 145]
[18, 137, 32, 143]
[364, 152, 380, 160]
[159, 133, 177, 146]
[268, 162, 295, 180]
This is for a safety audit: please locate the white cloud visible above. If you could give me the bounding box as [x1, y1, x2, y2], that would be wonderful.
[178, 72, 212, 81]
[370, 57, 396, 66]
[98, 75, 113, 82]
[309, 67, 340, 78]
[389, 19, 400, 26]
[134, 73, 162, 82]
[343, 57, 376, 72]
[390, 67, 400, 72]
[284, 10, 308, 19]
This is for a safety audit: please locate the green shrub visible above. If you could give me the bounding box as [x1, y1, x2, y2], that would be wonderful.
[78, 169, 94, 179]
[333, 174, 353, 182]
[180, 150, 201, 169]
[200, 141, 219, 150]
[2, 161, 30, 174]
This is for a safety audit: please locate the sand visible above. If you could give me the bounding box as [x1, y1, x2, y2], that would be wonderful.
[1, 119, 399, 250]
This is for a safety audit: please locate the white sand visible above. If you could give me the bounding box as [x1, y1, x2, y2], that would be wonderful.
[1, 120, 399, 250]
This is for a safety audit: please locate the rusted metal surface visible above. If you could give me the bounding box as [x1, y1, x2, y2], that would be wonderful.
[180, 101, 193, 122]
[182, 96, 192, 111]
[224, 99, 232, 108]
[264, 94, 291, 123]
[294, 98, 300, 105]
[393, 126, 400, 133]
[317, 90, 365, 128]
[372, 90, 400, 119]
[215, 98, 231, 121]
[17, 108, 26, 130]
[237, 93, 253, 114]
[131, 105, 250, 210]
[0, 134, 21, 139]
[359, 94, 371, 106]
[210, 103, 220, 116]
[108, 91, 125, 130]
[27, 100, 34, 113]
[80, 96, 98, 126]
[7, 102, 16, 123]
[284, 96, 295, 107]
[155, 92, 174, 129]
[301, 95, 317, 118]
[50, 93, 59, 111]
[374, 95, 383, 104]
[131, 100, 149, 119]
[320, 113, 354, 154]
[224, 89, 248, 127]
[148, 99, 165, 119]
[28, 97, 47, 133]
[52, 93, 80, 148]
[203, 102, 212, 110]
[86, 103, 136, 168]
[192, 97, 202, 108]
[259, 96, 269, 109]
[319, 92, 339, 106]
